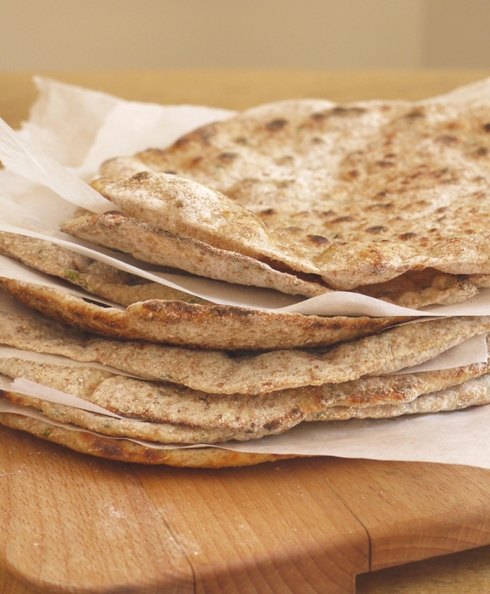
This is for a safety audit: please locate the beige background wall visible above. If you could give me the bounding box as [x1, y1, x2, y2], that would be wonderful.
[1, 0, 489, 70]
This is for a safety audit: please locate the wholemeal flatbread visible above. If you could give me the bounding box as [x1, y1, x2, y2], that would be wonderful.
[0, 359, 314, 437]
[322, 352, 490, 408]
[355, 268, 479, 309]
[313, 374, 490, 421]
[1, 307, 490, 395]
[2, 370, 489, 466]
[1, 349, 489, 437]
[1, 388, 263, 443]
[60, 212, 329, 299]
[0, 231, 208, 306]
[95, 99, 490, 289]
[0, 278, 401, 351]
[0, 410, 292, 467]
[5, 95, 490, 468]
[61, 211, 481, 309]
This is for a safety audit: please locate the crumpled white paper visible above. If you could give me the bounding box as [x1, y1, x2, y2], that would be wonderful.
[2, 76, 490, 467]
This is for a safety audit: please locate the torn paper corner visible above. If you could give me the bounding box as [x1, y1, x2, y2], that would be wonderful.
[24, 76, 235, 179]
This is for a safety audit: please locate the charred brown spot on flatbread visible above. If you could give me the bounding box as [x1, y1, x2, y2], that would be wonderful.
[266, 118, 288, 131]
[366, 226, 388, 234]
[218, 151, 239, 162]
[307, 234, 330, 245]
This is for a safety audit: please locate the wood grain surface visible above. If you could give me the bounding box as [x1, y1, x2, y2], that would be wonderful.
[2, 69, 490, 594]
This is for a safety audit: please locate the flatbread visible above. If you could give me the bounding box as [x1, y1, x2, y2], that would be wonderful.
[355, 268, 478, 309]
[61, 211, 480, 309]
[314, 373, 490, 421]
[0, 278, 401, 351]
[1, 389, 263, 443]
[1, 350, 489, 437]
[60, 211, 328, 299]
[0, 410, 292, 467]
[0, 231, 207, 306]
[1, 307, 490, 396]
[323, 354, 490, 408]
[95, 99, 490, 289]
[2, 370, 489, 466]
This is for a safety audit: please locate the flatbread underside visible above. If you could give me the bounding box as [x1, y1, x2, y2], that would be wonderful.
[0, 278, 402, 351]
[0, 410, 294, 467]
[313, 373, 490, 421]
[1, 389, 271, 443]
[59, 213, 329, 299]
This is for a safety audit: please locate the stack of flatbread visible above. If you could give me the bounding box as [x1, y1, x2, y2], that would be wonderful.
[2, 95, 490, 466]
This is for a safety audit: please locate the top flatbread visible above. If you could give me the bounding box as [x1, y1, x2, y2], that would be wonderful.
[95, 99, 490, 290]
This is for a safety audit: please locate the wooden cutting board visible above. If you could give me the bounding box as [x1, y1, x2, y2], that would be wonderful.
[2, 425, 490, 594]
